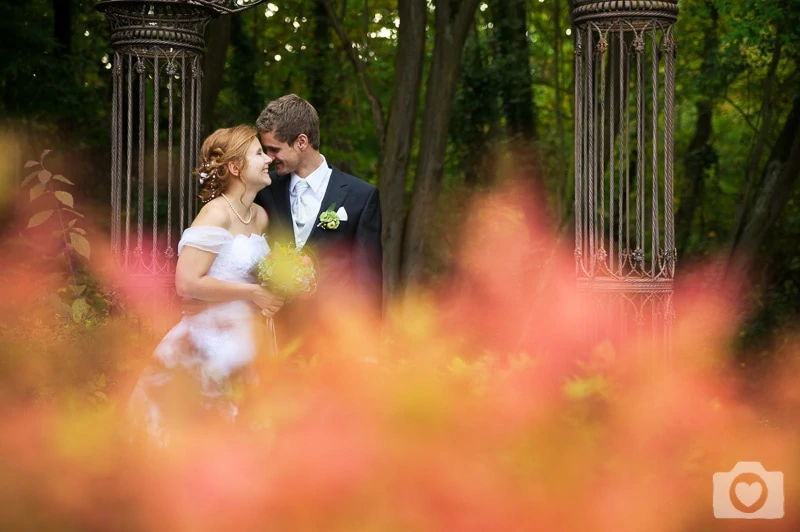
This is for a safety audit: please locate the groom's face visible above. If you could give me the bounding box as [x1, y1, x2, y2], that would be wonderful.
[259, 131, 300, 175]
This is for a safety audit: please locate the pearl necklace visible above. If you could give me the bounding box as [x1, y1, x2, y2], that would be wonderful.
[220, 193, 253, 225]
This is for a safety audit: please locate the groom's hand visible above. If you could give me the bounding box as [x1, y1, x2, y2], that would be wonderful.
[250, 286, 284, 317]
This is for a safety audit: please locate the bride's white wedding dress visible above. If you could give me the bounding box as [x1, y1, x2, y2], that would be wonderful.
[129, 226, 270, 446]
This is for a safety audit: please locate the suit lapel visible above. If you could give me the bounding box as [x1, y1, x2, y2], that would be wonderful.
[307, 166, 349, 243]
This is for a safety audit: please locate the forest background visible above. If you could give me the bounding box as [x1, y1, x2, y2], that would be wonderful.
[1, 0, 799, 364]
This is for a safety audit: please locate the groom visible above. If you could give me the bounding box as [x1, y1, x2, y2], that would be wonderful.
[254, 94, 382, 347]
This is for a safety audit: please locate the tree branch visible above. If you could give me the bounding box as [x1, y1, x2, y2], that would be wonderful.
[723, 95, 757, 133]
[322, 0, 386, 147]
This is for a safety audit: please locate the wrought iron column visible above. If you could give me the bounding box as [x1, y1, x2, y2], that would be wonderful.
[97, 0, 264, 282]
[572, 1, 678, 357]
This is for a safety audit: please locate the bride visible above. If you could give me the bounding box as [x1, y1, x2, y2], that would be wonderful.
[129, 125, 283, 446]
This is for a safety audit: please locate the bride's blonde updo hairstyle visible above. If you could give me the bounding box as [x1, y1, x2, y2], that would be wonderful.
[196, 125, 258, 203]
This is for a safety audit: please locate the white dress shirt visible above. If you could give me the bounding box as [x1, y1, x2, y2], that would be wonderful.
[290, 155, 332, 247]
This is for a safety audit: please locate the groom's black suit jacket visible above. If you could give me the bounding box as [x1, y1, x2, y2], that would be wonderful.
[255, 165, 382, 348]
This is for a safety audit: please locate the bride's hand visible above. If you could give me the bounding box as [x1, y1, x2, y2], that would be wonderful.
[250, 286, 284, 317]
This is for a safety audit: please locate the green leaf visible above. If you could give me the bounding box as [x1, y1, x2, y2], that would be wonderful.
[47, 293, 72, 317]
[92, 373, 107, 390]
[71, 297, 91, 322]
[68, 219, 76, 228]
[44, 272, 64, 284]
[719, 179, 738, 195]
[46, 293, 62, 309]
[53, 174, 75, 185]
[72, 284, 87, 297]
[54, 191, 74, 208]
[21, 170, 39, 187]
[37, 170, 52, 184]
[27, 210, 54, 228]
[563, 374, 609, 400]
[64, 208, 84, 218]
[69, 232, 91, 260]
[93, 390, 108, 403]
[447, 356, 472, 375]
[29, 183, 46, 201]
[24, 160, 38, 169]
[40, 149, 51, 161]
[71, 227, 86, 235]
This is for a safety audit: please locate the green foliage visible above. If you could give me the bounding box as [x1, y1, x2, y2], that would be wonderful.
[16, 151, 113, 325]
[671, 0, 800, 351]
[0, 1, 111, 142]
[212, 0, 396, 181]
[717, 0, 800, 58]
[0, 152, 124, 407]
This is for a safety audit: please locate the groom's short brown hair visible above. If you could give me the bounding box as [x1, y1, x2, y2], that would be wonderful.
[256, 94, 321, 150]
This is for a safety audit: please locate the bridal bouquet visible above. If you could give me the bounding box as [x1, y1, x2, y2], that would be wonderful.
[256, 242, 318, 299]
[256, 243, 318, 356]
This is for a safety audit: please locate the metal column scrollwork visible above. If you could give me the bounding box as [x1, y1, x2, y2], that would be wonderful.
[572, 1, 679, 357]
[97, 0, 265, 291]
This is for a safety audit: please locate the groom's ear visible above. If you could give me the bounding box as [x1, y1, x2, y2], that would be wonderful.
[294, 134, 309, 151]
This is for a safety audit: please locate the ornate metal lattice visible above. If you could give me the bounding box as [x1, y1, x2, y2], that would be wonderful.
[97, 0, 265, 282]
[572, 0, 678, 354]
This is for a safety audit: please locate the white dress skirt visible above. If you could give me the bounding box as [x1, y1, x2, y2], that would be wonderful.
[128, 226, 270, 446]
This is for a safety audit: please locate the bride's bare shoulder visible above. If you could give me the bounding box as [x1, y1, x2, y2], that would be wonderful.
[191, 198, 231, 230]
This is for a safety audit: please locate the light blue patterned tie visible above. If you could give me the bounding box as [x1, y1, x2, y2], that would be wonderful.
[292, 180, 312, 246]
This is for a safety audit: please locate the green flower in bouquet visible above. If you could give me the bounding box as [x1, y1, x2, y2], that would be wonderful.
[256, 242, 318, 298]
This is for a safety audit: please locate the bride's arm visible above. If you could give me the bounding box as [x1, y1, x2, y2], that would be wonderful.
[175, 247, 261, 302]
[175, 204, 282, 314]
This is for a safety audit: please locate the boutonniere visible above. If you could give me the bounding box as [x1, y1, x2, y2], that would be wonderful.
[317, 203, 348, 230]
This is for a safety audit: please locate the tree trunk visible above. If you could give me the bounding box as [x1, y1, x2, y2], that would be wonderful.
[401, 0, 481, 285]
[727, 34, 783, 249]
[674, 101, 714, 251]
[201, 15, 232, 133]
[53, 0, 71, 57]
[674, 3, 718, 252]
[554, 0, 569, 222]
[745, 36, 783, 183]
[459, 27, 497, 186]
[308, 0, 331, 118]
[726, 94, 800, 285]
[52, 0, 73, 145]
[379, 0, 428, 298]
[492, 0, 536, 140]
[229, 14, 261, 120]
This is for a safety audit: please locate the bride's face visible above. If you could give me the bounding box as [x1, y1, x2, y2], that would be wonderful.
[240, 138, 273, 188]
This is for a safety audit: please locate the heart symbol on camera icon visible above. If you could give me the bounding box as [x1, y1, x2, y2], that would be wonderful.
[729, 472, 768, 513]
[735, 482, 763, 508]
